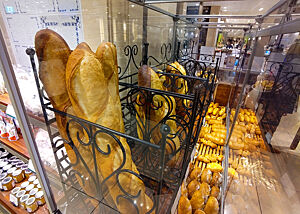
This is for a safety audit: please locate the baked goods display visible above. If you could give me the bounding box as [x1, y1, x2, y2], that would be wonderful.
[35, 29, 153, 213]
[177, 100, 289, 214]
[136, 65, 181, 165]
[178, 102, 225, 214]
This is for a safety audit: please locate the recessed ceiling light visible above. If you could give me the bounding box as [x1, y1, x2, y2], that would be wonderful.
[223, 7, 227, 9]
[196, 3, 199, 6]
[259, 8, 264, 11]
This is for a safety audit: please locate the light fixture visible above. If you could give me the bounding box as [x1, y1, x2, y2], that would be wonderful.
[259, 8, 264, 11]
[131, 4, 135, 8]
[195, 3, 199, 6]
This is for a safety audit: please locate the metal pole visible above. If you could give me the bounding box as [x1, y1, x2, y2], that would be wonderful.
[0, 29, 59, 213]
[171, 17, 179, 61]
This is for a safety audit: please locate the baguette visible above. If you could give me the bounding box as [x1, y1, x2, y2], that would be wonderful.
[136, 65, 181, 166]
[66, 42, 153, 213]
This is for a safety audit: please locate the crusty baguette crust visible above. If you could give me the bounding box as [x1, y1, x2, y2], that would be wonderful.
[35, 30, 98, 204]
[35, 29, 71, 110]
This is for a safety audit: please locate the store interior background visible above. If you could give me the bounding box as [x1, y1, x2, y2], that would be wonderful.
[0, 0, 299, 213]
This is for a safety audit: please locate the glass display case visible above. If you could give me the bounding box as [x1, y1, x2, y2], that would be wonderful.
[0, 0, 299, 214]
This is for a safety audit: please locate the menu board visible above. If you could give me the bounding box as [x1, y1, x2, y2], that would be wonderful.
[0, 0, 83, 70]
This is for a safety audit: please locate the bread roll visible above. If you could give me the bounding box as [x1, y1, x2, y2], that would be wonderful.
[194, 210, 206, 214]
[204, 196, 219, 214]
[211, 172, 222, 186]
[190, 190, 205, 211]
[190, 167, 202, 180]
[187, 179, 201, 198]
[199, 182, 210, 201]
[178, 196, 192, 214]
[201, 169, 212, 183]
[210, 186, 220, 199]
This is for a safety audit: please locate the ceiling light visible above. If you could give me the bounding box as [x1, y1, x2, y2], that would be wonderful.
[196, 3, 199, 6]
[131, 4, 135, 7]
[223, 7, 227, 9]
[223, 9, 228, 12]
[259, 8, 264, 11]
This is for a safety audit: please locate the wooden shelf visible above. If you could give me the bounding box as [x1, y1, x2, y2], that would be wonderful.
[0, 137, 29, 160]
[0, 177, 48, 214]
[0, 93, 11, 106]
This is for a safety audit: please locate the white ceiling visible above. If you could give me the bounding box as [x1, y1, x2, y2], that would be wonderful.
[203, 0, 280, 15]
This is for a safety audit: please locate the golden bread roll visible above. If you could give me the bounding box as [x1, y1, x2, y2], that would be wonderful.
[211, 186, 220, 199]
[190, 190, 205, 212]
[204, 196, 219, 214]
[178, 196, 192, 214]
[194, 210, 206, 214]
[181, 182, 188, 197]
[194, 210, 205, 214]
[199, 182, 211, 201]
[190, 167, 202, 180]
[207, 163, 223, 173]
[211, 172, 222, 186]
[204, 133, 225, 146]
[201, 169, 212, 183]
[208, 119, 223, 125]
[212, 108, 219, 116]
[187, 179, 201, 198]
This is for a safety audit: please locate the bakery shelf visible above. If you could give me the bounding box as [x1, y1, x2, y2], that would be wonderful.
[0, 180, 48, 214]
[0, 137, 29, 162]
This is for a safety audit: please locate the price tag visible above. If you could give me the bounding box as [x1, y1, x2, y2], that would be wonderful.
[6, 104, 16, 119]
[9, 193, 18, 206]
[28, 159, 36, 173]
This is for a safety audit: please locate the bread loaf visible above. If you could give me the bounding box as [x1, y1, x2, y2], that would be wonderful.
[66, 42, 153, 213]
[35, 29, 98, 202]
[136, 65, 181, 165]
[36, 29, 153, 213]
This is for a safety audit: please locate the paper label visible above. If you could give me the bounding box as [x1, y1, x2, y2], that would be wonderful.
[9, 193, 18, 206]
[28, 159, 36, 173]
[6, 105, 16, 119]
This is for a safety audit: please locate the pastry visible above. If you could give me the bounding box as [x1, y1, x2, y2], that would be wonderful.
[204, 196, 219, 214]
[207, 163, 223, 173]
[178, 196, 192, 214]
[194, 210, 206, 214]
[187, 179, 201, 198]
[201, 169, 212, 183]
[210, 186, 220, 199]
[211, 172, 222, 186]
[181, 182, 188, 197]
[190, 167, 202, 180]
[199, 182, 210, 200]
[190, 190, 205, 211]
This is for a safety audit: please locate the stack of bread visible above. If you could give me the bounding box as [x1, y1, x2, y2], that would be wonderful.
[178, 102, 226, 214]
[177, 100, 279, 214]
[35, 29, 153, 213]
